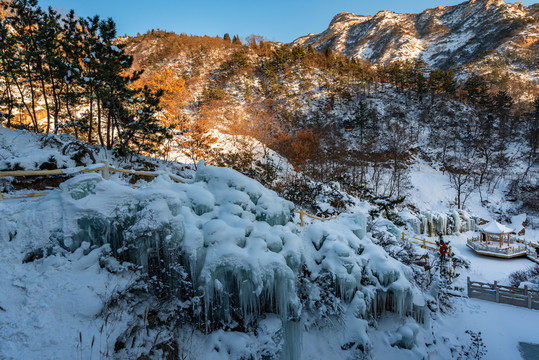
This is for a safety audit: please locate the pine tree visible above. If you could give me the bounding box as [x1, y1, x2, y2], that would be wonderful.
[412, 59, 428, 98]
[38, 6, 63, 133]
[0, 6, 17, 127]
[324, 47, 333, 58]
[521, 97, 538, 182]
[492, 90, 512, 118]
[135, 67, 190, 158]
[463, 74, 489, 106]
[117, 86, 171, 156]
[223, 33, 231, 42]
[441, 70, 456, 95]
[232, 34, 241, 45]
[7, 0, 42, 131]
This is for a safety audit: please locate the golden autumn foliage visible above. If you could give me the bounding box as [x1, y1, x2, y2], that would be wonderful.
[135, 68, 190, 128]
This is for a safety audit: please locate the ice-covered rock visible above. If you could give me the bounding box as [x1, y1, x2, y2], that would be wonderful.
[391, 322, 420, 349]
[303, 213, 423, 321]
[1, 164, 427, 359]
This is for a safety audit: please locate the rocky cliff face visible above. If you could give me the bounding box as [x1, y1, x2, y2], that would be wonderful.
[293, 0, 538, 73]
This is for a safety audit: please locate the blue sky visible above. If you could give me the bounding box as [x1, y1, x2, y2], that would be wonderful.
[38, 0, 536, 43]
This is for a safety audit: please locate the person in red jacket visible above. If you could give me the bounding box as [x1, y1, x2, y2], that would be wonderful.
[438, 232, 449, 262]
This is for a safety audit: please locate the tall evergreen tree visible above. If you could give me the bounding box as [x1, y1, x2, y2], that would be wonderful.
[60, 10, 84, 136]
[38, 6, 63, 133]
[7, 0, 42, 130]
[463, 74, 489, 106]
[232, 34, 241, 45]
[0, 6, 17, 127]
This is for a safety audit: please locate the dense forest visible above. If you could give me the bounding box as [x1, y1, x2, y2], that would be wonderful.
[0, 0, 172, 155]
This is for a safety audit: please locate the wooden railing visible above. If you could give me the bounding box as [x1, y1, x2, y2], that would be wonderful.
[294, 209, 337, 227]
[527, 249, 539, 264]
[467, 277, 539, 310]
[466, 238, 527, 255]
[0, 162, 184, 200]
[401, 232, 451, 252]
[401, 232, 455, 281]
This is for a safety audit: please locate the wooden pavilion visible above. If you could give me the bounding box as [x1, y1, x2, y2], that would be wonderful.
[466, 220, 528, 258]
[478, 220, 514, 248]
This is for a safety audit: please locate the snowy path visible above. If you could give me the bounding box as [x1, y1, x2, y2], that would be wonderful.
[437, 298, 539, 360]
[420, 232, 539, 360]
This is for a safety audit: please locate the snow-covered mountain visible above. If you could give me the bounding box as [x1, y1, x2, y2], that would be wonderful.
[293, 0, 538, 78]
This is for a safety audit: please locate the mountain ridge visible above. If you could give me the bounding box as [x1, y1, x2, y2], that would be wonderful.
[292, 0, 538, 77]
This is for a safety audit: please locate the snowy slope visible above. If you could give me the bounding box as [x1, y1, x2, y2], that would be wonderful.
[0, 126, 430, 359]
[1, 122, 538, 359]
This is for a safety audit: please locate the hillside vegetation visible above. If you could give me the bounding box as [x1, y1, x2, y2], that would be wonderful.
[120, 28, 538, 217]
[0, 0, 537, 217]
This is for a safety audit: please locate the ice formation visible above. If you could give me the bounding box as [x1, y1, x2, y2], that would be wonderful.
[399, 208, 476, 236]
[1, 163, 426, 359]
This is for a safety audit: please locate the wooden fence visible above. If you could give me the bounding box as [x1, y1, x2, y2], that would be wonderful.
[401, 232, 455, 281]
[0, 164, 339, 230]
[0, 162, 184, 200]
[527, 249, 539, 264]
[401, 232, 447, 251]
[294, 209, 337, 227]
[467, 277, 539, 310]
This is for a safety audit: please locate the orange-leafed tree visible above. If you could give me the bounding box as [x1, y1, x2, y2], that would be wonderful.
[136, 68, 190, 128]
[271, 129, 319, 168]
[134, 68, 191, 159]
[177, 120, 219, 169]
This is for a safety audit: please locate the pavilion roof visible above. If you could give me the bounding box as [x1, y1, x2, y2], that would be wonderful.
[479, 220, 514, 234]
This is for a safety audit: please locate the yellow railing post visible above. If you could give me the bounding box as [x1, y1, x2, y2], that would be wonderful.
[448, 246, 453, 281]
[300, 209, 304, 227]
[101, 161, 109, 180]
[423, 238, 426, 249]
[402, 232, 405, 242]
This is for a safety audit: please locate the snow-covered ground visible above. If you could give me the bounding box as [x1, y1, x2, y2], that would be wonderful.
[437, 298, 539, 360]
[397, 157, 539, 360]
[1, 124, 538, 360]
[0, 245, 133, 359]
[368, 231, 539, 360]
[409, 158, 529, 224]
